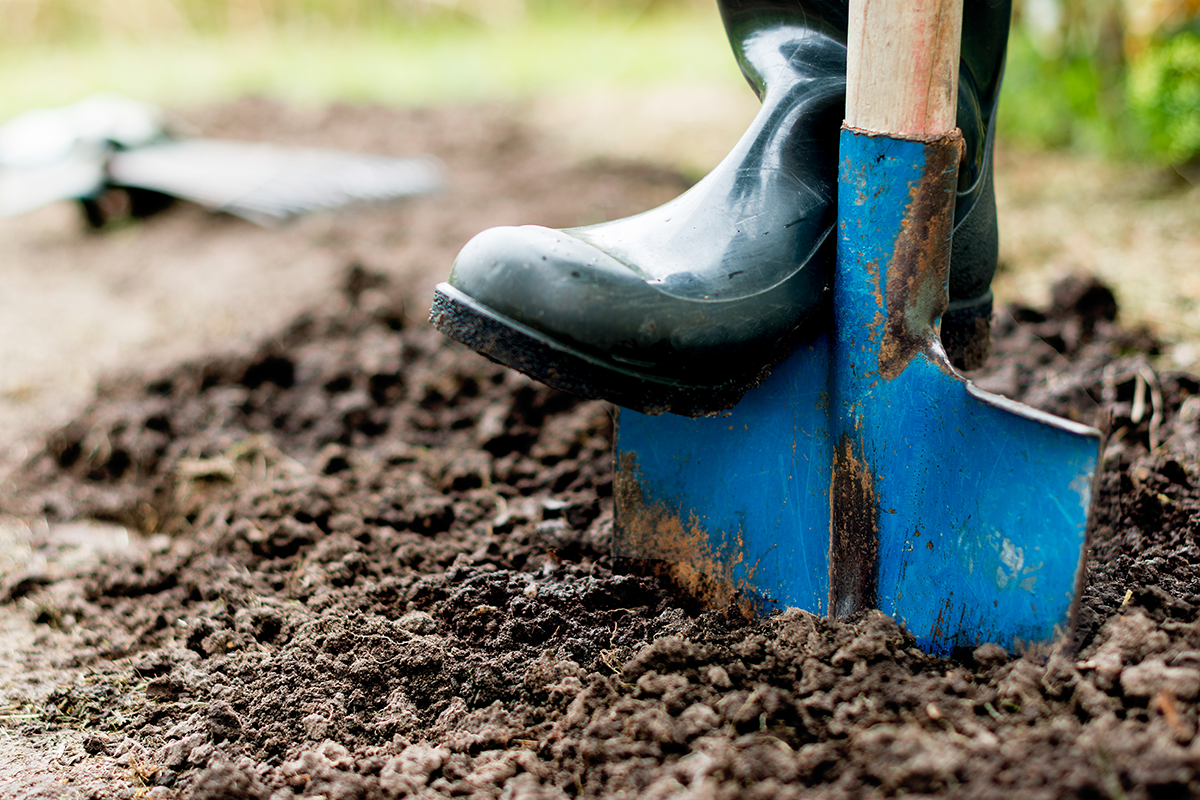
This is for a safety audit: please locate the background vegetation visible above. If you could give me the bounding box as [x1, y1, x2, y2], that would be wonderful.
[0, 0, 1197, 165]
[0, 1, 736, 119]
[1002, 0, 1200, 166]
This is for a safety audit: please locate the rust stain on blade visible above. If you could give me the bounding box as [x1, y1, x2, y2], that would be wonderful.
[829, 433, 879, 617]
[614, 452, 759, 619]
[878, 131, 963, 381]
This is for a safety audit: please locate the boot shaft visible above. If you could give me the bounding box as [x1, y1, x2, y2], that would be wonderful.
[717, 0, 1011, 190]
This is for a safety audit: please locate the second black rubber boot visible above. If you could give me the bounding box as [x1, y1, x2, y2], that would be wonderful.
[432, 0, 1011, 416]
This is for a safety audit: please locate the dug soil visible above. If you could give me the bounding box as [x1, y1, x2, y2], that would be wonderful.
[3, 102, 1200, 800]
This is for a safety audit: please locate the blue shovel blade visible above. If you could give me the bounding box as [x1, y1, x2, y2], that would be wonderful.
[613, 340, 1100, 655]
[614, 129, 1102, 656]
[845, 352, 1100, 654]
[614, 337, 835, 618]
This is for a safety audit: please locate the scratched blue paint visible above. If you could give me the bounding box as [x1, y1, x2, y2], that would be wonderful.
[614, 128, 1102, 656]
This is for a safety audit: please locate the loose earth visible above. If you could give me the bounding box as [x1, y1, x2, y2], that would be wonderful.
[1, 103, 1199, 800]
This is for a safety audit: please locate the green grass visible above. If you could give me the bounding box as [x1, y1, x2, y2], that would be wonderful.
[0, 7, 740, 119]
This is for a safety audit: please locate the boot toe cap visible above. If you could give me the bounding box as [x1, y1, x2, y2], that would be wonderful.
[450, 224, 674, 362]
[447, 223, 823, 382]
[450, 225, 639, 319]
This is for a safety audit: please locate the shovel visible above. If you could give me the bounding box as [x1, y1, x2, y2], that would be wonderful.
[613, 0, 1103, 656]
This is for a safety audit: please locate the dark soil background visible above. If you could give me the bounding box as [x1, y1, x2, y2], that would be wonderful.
[3, 102, 1200, 800]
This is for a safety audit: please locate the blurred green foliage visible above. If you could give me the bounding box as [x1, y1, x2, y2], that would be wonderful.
[1001, 0, 1200, 164]
[1128, 31, 1200, 164]
[999, 30, 1120, 153]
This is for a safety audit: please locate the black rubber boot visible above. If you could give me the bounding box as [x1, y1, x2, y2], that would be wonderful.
[432, 0, 1010, 416]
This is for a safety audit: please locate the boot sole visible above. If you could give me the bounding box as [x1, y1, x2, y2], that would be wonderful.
[432, 284, 993, 415]
[430, 284, 762, 417]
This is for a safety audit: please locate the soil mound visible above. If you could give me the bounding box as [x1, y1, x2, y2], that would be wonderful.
[4, 263, 1200, 799]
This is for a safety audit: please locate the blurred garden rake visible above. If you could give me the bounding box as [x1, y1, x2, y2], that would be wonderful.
[0, 94, 443, 227]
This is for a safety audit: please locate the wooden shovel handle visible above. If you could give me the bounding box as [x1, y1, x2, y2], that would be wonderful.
[845, 0, 964, 137]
